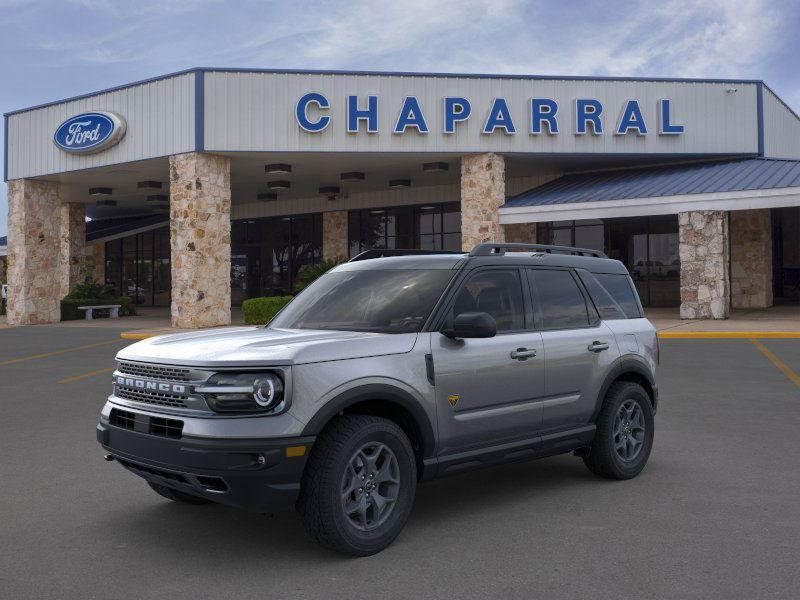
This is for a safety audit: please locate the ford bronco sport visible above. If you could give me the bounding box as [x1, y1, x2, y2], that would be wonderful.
[97, 243, 658, 556]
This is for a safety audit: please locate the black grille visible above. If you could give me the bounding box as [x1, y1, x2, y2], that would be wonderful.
[115, 387, 187, 408]
[149, 416, 183, 439]
[116, 458, 189, 484]
[117, 361, 191, 382]
[109, 408, 136, 430]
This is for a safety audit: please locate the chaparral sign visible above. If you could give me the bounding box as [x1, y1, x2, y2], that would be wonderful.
[295, 94, 685, 137]
[53, 111, 127, 154]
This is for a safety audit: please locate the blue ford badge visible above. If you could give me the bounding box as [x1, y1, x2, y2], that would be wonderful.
[53, 111, 126, 154]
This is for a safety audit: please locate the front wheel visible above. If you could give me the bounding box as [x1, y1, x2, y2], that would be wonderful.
[583, 381, 654, 480]
[296, 414, 417, 556]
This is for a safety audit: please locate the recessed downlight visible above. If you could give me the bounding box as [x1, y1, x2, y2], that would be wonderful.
[388, 179, 411, 188]
[340, 172, 365, 182]
[265, 163, 292, 174]
[89, 187, 112, 196]
[137, 181, 163, 189]
[267, 180, 291, 190]
[422, 162, 449, 173]
[319, 186, 340, 195]
[257, 192, 278, 201]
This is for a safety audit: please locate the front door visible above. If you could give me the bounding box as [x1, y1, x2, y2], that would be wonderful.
[432, 268, 545, 454]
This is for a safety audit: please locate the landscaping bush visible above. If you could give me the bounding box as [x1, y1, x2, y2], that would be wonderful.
[60, 296, 136, 321]
[242, 296, 293, 325]
[293, 258, 343, 292]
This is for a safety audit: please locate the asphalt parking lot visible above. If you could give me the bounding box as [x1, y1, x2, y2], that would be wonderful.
[1, 325, 799, 600]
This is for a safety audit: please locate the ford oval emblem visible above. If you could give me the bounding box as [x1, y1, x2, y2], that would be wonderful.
[53, 111, 126, 154]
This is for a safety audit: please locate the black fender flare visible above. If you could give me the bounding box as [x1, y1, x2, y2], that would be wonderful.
[592, 355, 657, 420]
[301, 383, 436, 458]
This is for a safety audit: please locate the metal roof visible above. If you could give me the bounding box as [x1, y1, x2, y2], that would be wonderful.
[503, 158, 800, 208]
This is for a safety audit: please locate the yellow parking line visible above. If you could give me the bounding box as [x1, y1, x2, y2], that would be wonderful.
[658, 331, 800, 339]
[751, 339, 800, 388]
[0, 340, 118, 367]
[58, 366, 116, 384]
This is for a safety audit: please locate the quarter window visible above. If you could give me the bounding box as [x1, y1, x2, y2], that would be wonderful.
[529, 269, 590, 329]
[448, 270, 525, 332]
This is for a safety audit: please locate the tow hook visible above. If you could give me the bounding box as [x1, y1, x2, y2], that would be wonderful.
[103, 454, 116, 462]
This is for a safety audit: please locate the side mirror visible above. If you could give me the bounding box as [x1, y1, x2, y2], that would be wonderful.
[442, 312, 497, 339]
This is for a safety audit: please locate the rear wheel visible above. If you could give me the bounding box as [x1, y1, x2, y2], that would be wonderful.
[583, 381, 654, 479]
[296, 414, 417, 556]
[147, 482, 212, 505]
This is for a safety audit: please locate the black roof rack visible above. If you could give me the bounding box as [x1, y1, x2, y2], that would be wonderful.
[348, 249, 463, 262]
[469, 243, 607, 258]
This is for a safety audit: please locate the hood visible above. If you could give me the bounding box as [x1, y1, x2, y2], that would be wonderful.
[117, 326, 418, 367]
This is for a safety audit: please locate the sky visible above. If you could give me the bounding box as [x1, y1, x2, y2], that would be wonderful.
[1, 0, 799, 237]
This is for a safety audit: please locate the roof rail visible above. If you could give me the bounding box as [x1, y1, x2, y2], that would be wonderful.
[469, 243, 607, 258]
[348, 249, 463, 262]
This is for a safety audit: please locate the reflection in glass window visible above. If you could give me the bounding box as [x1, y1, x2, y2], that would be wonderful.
[530, 269, 590, 329]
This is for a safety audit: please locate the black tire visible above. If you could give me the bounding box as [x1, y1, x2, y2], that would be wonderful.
[583, 381, 654, 480]
[147, 482, 212, 505]
[296, 414, 417, 556]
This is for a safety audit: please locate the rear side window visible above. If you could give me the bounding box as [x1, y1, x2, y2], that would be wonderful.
[577, 270, 627, 320]
[592, 273, 642, 318]
[448, 269, 525, 332]
[528, 269, 590, 329]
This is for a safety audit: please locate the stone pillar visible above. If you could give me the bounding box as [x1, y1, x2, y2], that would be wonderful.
[59, 202, 86, 298]
[86, 243, 105, 285]
[679, 210, 730, 319]
[323, 210, 349, 261]
[169, 152, 231, 329]
[503, 222, 537, 245]
[6, 179, 62, 325]
[730, 209, 773, 309]
[461, 153, 505, 251]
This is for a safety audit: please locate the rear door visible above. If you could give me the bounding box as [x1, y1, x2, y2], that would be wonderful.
[431, 267, 545, 454]
[527, 268, 620, 433]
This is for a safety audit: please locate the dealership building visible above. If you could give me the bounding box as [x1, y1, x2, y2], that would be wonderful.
[3, 67, 799, 327]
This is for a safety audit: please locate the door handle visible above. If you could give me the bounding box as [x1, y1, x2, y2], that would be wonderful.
[510, 348, 537, 360]
[588, 341, 610, 352]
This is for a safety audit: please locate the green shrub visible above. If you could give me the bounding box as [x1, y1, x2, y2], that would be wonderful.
[60, 296, 136, 321]
[293, 258, 343, 292]
[242, 296, 293, 325]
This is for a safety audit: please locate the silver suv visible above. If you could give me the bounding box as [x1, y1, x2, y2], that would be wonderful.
[97, 243, 658, 556]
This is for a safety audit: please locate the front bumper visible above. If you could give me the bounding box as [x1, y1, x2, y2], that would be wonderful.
[97, 421, 315, 513]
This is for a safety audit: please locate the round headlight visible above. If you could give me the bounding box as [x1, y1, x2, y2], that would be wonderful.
[254, 376, 282, 408]
[200, 372, 285, 413]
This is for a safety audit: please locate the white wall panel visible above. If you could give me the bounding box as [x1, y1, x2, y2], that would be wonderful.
[763, 86, 800, 159]
[205, 72, 759, 156]
[7, 73, 195, 180]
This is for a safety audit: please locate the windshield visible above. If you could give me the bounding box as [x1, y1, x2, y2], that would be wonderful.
[269, 269, 455, 333]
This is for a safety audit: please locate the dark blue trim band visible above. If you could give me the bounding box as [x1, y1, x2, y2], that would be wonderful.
[4, 114, 8, 182]
[3, 66, 767, 118]
[194, 70, 204, 152]
[756, 82, 765, 157]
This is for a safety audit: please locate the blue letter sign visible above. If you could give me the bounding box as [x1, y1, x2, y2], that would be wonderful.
[394, 97, 429, 133]
[443, 97, 471, 133]
[483, 98, 516, 134]
[347, 95, 378, 133]
[616, 100, 648, 135]
[296, 92, 331, 132]
[53, 111, 126, 154]
[658, 99, 684, 134]
[575, 99, 603, 135]
[530, 98, 559, 134]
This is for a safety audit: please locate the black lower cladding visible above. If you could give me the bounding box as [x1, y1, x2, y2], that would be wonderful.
[97, 420, 315, 512]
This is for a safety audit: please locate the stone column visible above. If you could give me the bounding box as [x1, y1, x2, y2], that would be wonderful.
[323, 210, 349, 261]
[59, 202, 86, 298]
[679, 210, 730, 319]
[86, 243, 105, 285]
[503, 222, 537, 245]
[6, 179, 62, 325]
[461, 153, 505, 251]
[169, 152, 231, 329]
[730, 209, 773, 309]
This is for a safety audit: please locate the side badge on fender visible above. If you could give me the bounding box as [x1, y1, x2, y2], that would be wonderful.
[447, 394, 460, 408]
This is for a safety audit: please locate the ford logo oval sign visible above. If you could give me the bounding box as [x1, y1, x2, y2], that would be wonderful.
[53, 111, 126, 154]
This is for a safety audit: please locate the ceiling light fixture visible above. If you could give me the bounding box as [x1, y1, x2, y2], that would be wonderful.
[388, 179, 411, 188]
[137, 181, 162, 189]
[89, 187, 112, 196]
[265, 163, 292, 174]
[146, 194, 169, 202]
[422, 162, 449, 173]
[340, 172, 365, 182]
[257, 192, 278, 201]
[267, 180, 291, 190]
[95, 199, 117, 207]
[319, 186, 340, 195]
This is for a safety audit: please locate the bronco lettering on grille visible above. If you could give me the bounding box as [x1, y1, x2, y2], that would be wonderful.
[115, 376, 186, 395]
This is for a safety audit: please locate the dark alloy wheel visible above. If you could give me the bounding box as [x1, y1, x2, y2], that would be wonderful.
[297, 414, 417, 556]
[583, 381, 654, 480]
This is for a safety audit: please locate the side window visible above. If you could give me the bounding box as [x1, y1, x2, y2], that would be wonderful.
[529, 269, 590, 329]
[448, 269, 525, 332]
[577, 270, 627, 320]
[593, 273, 643, 318]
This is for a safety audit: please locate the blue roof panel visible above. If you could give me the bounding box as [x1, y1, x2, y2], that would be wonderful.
[504, 158, 800, 208]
